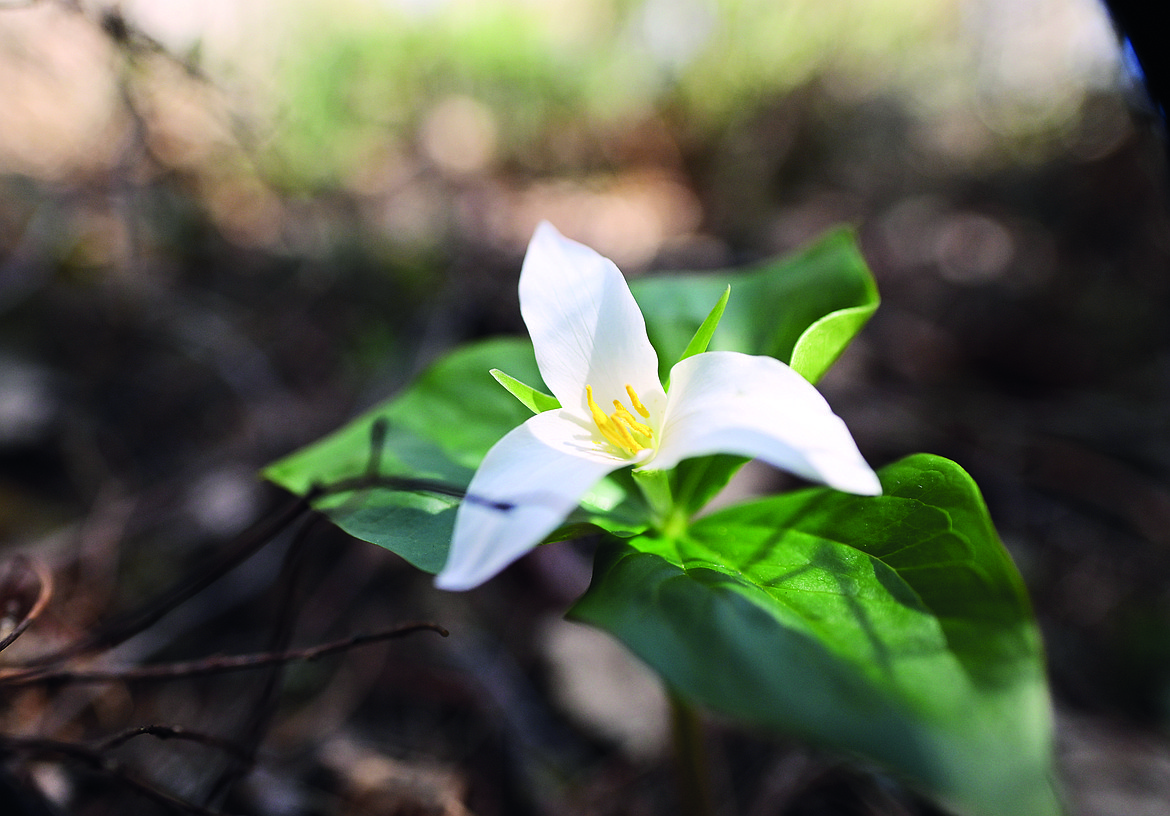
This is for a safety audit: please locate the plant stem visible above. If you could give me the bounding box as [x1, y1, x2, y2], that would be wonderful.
[669, 690, 715, 816]
[632, 468, 673, 520]
[634, 467, 693, 542]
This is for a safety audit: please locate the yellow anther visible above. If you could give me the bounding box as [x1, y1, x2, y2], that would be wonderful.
[626, 385, 650, 418]
[608, 415, 640, 450]
[585, 385, 608, 427]
[598, 425, 628, 452]
[586, 383, 653, 456]
[587, 386, 632, 452]
[611, 402, 654, 438]
[589, 386, 627, 449]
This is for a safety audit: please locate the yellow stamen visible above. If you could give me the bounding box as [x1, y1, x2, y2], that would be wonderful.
[598, 424, 629, 452]
[586, 383, 655, 456]
[626, 385, 650, 418]
[587, 386, 630, 451]
[608, 414, 640, 450]
[611, 402, 654, 437]
[585, 386, 608, 427]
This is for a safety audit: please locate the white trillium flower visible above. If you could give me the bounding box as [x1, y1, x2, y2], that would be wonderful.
[435, 222, 881, 591]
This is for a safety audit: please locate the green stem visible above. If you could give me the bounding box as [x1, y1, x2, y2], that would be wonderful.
[669, 690, 715, 816]
[632, 469, 673, 524]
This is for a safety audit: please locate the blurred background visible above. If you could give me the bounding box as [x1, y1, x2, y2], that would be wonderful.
[1, 0, 1169, 813]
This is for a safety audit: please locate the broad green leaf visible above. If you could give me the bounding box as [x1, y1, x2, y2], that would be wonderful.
[265, 338, 539, 496]
[631, 226, 878, 384]
[667, 453, 749, 517]
[264, 419, 474, 572]
[490, 368, 561, 414]
[264, 338, 644, 569]
[264, 339, 540, 571]
[571, 454, 1058, 816]
[381, 338, 542, 470]
[316, 474, 463, 573]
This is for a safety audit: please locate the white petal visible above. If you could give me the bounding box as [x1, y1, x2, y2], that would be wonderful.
[519, 222, 665, 423]
[435, 409, 623, 591]
[651, 352, 881, 495]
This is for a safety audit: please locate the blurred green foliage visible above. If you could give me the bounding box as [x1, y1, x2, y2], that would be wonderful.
[271, 0, 987, 188]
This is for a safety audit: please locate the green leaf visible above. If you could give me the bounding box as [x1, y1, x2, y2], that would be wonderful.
[264, 339, 542, 571]
[264, 338, 644, 569]
[667, 453, 750, 517]
[490, 368, 561, 414]
[790, 302, 877, 385]
[668, 285, 731, 386]
[381, 338, 543, 470]
[314, 473, 464, 574]
[265, 338, 539, 497]
[631, 226, 878, 384]
[571, 454, 1059, 816]
[264, 420, 474, 572]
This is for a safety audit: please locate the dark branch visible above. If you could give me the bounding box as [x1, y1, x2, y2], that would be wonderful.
[1, 622, 448, 687]
[0, 556, 52, 653]
[204, 508, 323, 804]
[5, 491, 318, 673]
[0, 735, 236, 815]
[94, 725, 251, 762]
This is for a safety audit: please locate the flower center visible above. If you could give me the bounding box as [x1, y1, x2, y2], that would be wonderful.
[586, 384, 654, 457]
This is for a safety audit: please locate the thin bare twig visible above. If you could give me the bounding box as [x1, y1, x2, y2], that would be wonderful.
[317, 472, 513, 511]
[204, 509, 323, 805]
[94, 725, 251, 762]
[0, 622, 448, 687]
[0, 735, 237, 815]
[5, 490, 319, 673]
[2, 408, 498, 678]
[0, 555, 53, 653]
